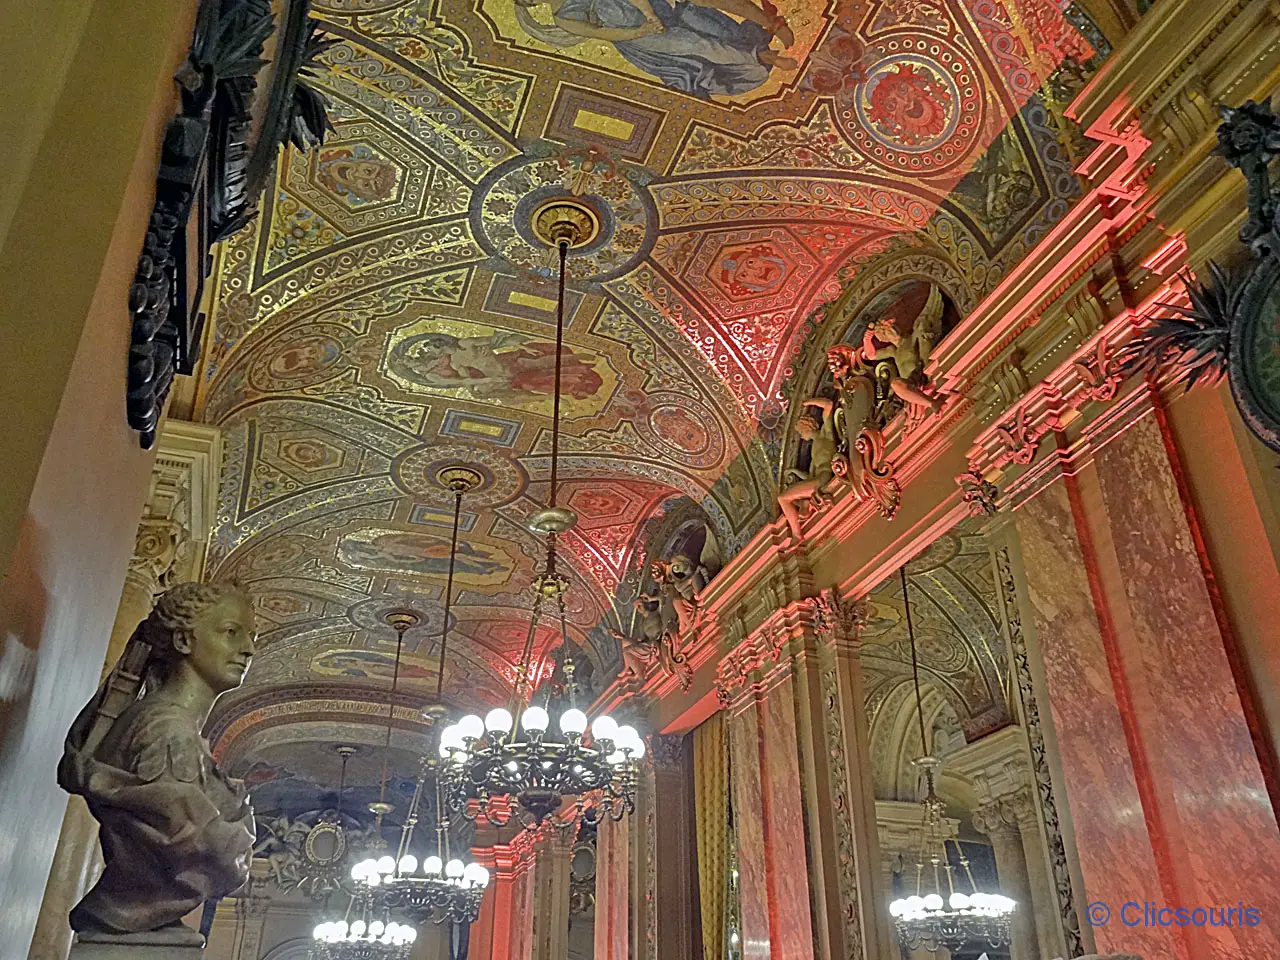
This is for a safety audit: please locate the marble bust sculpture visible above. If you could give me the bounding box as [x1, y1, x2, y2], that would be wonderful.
[59, 582, 257, 943]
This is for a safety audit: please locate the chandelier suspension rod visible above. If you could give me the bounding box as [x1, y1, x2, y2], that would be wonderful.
[378, 620, 408, 807]
[436, 486, 465, 702]
[337, 747, 349, 820]
[549, 237, 568, 509]
[901, 565, 929, 760]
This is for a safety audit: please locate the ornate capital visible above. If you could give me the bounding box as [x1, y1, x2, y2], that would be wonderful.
[649, 733, 686, 773]
[808, 589, 868, 641]
[126, 516, 186, 598]
[972, 786, 1036, 838]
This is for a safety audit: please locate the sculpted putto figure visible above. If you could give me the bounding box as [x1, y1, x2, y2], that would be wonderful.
[858, 283, 945, 426]
[777, 396, 840, 539]
[59, 582, 257, 943]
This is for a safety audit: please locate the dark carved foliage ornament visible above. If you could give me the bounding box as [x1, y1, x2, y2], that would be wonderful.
[127, 0, 332, 448]
[1124, 100, 1280, 454]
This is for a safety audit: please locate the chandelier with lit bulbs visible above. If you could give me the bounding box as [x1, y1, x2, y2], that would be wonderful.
[351, 598, 492, 923]
[438, 202, 642, 829]
[312, 900, 418, 960]
[888, 568, 1014, 952]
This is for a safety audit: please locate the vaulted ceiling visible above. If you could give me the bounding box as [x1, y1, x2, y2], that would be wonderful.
[201, 0, 1107, 794]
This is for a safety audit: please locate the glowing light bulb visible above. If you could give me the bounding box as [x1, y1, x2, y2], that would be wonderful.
[458, 713, 485, 741]
[464, 862, 490, 888]
[923, 893, 943, 911]
[485, 707, 513, 733]
[560, 708, 587, 735]
[446, 858, 465, 878]
[522, 705, 549, 732]
[376, 855, 395, 875]
[591, 715, 618, 742]
[369, 920, 385, 937]
[440, 724, 464, 750]
[351, 920, 367, 938]
[398, 854, 417, 875]
[424, 855, 443, 875]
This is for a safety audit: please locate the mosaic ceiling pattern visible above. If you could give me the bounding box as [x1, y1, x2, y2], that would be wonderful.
[199, 0, 1104, 775]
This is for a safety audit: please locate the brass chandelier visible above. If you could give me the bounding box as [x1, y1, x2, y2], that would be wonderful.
[888, 567, 1015, 952]
[438, 202, 642, 829]
[348, 484, 491, 924]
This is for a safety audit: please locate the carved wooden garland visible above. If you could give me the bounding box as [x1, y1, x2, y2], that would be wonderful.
[127, 0, 331, 448]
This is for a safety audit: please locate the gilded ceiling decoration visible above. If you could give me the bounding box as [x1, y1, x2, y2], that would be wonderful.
[198, 0, 1105, 786]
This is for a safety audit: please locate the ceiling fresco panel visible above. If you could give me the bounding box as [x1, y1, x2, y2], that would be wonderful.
[196, 0, 1107, 788]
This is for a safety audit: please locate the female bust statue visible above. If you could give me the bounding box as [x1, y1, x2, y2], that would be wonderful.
[59, 582, 257, 943]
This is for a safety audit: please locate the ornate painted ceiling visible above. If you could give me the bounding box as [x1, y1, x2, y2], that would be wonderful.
[199, 0, 1107, 788]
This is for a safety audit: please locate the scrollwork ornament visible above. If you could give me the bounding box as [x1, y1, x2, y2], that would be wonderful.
[956, 469, 999, 517]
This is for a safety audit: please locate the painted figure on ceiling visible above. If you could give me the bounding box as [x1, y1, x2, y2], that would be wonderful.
[338, 532, 511, 580]
[720, 243, 789, 296]
[511, 0, 797, 99]
[316, 146, 399, 204]
[266, 334, 342, 380]
[390, 331, 604, 401]
[59, 583, 257, 943]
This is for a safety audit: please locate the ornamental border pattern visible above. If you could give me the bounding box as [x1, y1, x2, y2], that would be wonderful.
[997, 546, 1084, 957]
[817, 642, 864, 960]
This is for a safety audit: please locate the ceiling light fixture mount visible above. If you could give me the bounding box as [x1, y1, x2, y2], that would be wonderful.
[531, 198, 600, 249]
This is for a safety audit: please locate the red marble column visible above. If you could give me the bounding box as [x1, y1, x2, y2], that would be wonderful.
[719, 597, 889, 960]
[468, 835, 533, 960]
[1011, 387, 1280, 958]
[723, 635, 816, 960]
[1015, 476, 1184, 959]
[1090, 399, 1280, 954]
[593, 809, 629, 960]
[727, 699, 771, 960]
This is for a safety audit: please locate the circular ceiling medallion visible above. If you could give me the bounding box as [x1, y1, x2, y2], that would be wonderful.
[849, 40, 982, 174]
[474, 154, 655, 281]
[392, 442, 527, 508]
[635, 392, 726, 469]
[347, 596, 455, 641]
[438, 466, 484, 492]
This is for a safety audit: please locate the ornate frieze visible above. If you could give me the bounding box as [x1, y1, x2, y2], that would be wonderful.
[817, 647, 863, 960]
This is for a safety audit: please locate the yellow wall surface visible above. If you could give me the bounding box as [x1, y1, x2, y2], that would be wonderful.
[0, 0, 199, 956]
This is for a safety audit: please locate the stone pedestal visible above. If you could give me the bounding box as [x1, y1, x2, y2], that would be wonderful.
[70, 938, 205, 960]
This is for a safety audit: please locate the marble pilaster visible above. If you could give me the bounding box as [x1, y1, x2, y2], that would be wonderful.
[1090, 402, 1280, 954]
[875, 801, 956, 960]
[971, 796, 1037, 960]
[1014, 475, 1179, 959]
[948, 725, 1066, 960]
[593, 807, 628, 960]
[649, 735, 697, 959]
[527, 831, 573, 960]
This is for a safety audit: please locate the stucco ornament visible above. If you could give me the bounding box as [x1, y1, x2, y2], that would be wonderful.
[59, 582, 257, 944]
